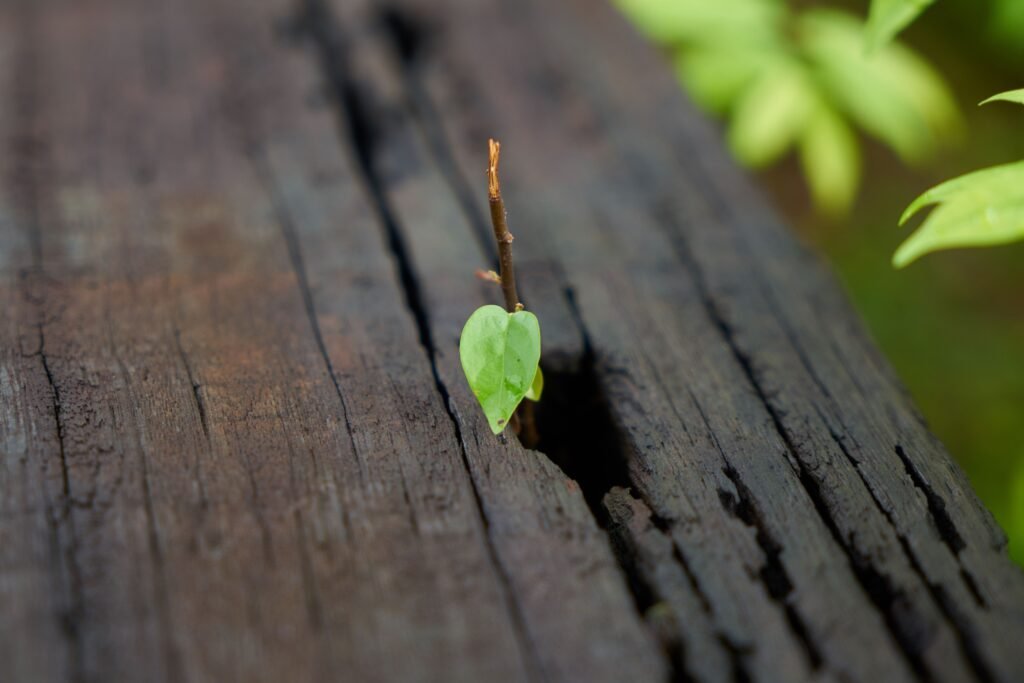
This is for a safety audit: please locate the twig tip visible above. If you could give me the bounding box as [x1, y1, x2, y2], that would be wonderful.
[488, 138, 501, 199]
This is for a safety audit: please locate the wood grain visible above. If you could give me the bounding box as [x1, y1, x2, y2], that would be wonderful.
[0, 0, 1021, 682]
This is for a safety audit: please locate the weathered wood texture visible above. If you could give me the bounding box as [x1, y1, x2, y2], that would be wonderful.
[0, 0, 1021, 682]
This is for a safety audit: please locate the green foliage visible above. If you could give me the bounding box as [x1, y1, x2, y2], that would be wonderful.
[615, 0, 959, 216]
[800, 11, 960, 163]
[459, 305, 542, 435]
[865, 0, 936, 50]
[895, 161, 1024, 266]
[616, 0, 785, 46]
[800, 104, 860, 215]
[980, 89, 1024, 106]
[895, 91, 1024, 266]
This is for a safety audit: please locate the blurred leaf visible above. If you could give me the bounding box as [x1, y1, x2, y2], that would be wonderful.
[865, 0, 936, 51]
[729, 62, 815, 167]
[800, 104, 860, 216]
[800, 9, 959, 162]
[895, 161, 1024, 267]
[617, 1, 958, 218]
[980, 89, 1024, 106]
[989, 0, 1024, 55]
[674, 47, 772, 113]
[614, 0, 785, 46]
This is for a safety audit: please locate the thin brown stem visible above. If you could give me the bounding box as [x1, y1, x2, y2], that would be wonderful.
[487, 139, 521, 312]
[486, 138, 538, 447]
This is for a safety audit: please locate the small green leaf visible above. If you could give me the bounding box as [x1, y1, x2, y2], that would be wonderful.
[865, 0, 935, 52]
[980, 89, 1024, 107]
[894, 160, 1024, 267]
[459, 305, 542, 435]
[525, 366, 544, 402]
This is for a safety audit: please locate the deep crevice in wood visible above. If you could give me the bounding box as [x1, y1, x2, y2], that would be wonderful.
[894, 446, 969, 559]
[603, 492, 696, 683]
[532, 292, 703, 683]
[604, 486, 746, 683]
[533, 354, 630, 518]
[297, 3, 547, 675]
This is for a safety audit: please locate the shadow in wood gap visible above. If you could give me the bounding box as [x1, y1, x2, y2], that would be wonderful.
[533, 348, 632, 521]
[534, 293, 700, 683]
[717, 465, 824, 672]
[603, 487, 724, 683]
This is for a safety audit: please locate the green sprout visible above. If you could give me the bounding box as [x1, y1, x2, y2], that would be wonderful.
[459, 140, 543, 440]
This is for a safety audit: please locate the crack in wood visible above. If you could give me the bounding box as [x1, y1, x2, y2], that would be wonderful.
[376, 7, 502, 267]
[717, 466, 824, 672]
[604, 486, 749, 683]
[661, 215, 988, 681]
[172, 326, 211, 444]
[36, 323, 86, 683]
[894, 446, 968, 559]
[296, 3, 549, 677]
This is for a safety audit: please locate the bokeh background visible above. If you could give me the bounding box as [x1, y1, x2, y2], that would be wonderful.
[617, 0, 1024, 564]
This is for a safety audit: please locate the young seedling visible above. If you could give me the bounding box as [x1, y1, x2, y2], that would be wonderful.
[459, 139, 543, 441]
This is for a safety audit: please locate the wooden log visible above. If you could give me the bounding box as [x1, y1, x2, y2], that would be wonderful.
[320, 0, 1024, 681]
[0, 0, 1021, 681]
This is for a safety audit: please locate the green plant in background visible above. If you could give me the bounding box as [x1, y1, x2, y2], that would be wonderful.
[989, 0, 1024, 55]
[865, 0, 936, 50]
[615, 0, 960, 215]
[896, 90, 1024, 266]
[861, 1, 1024, 265]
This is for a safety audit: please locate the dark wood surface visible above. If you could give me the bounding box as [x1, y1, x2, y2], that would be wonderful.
[1, 0, 1021, 681]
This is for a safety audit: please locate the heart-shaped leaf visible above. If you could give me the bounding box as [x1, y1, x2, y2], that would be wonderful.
[460, 305, 542, 435]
